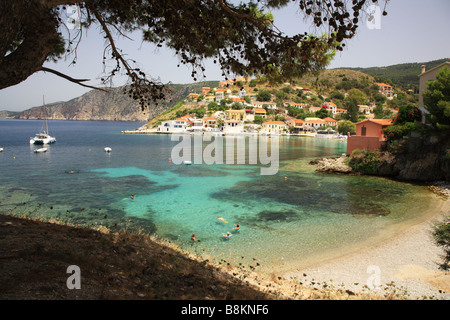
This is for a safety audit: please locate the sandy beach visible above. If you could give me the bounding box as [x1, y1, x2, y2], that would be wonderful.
[284, 183, 450, 299]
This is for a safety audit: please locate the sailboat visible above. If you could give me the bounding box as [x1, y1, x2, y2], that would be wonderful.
[29, 96, 56, 145]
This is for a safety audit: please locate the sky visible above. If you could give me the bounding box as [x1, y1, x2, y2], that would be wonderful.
[1, 0, 449, 112]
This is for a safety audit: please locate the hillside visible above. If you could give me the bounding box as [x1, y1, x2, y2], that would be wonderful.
[0, 110, 20, 119]
[141, 68, 400, 130]
[345, 58, 449, 91]
[14, 81, 219, 122]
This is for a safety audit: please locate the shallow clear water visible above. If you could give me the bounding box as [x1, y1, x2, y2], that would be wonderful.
[0, 119, 436, 272]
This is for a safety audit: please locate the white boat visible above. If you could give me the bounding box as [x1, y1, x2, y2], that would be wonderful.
[104, 147, 112, 152]
[30, 132, 56, 145]
[29, 96, 56, 145]
[183, 160, 192, 165]
[34, 147, 47, 153]
[0, 147, 3, 152]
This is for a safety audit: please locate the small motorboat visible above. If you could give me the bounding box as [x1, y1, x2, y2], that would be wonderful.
[183, 160, 192, 165]
[104, 147, 112, 152]
[34, 147, 47, 153]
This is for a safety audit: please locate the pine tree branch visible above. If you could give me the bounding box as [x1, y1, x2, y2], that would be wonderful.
[39, 66, 108, 91]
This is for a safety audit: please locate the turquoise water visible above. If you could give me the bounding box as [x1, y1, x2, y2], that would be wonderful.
[0, 120, 437, 272]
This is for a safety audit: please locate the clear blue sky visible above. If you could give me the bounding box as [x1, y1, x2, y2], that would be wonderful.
[1, 0, 449, 112]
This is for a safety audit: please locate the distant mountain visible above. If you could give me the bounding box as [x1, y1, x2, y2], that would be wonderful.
[14, 81, 219, 122]
[0, 110, 20, 119]
[343, 58, 449, 92]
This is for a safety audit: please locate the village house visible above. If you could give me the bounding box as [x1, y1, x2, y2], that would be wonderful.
[226, 109, 246, 121]
[286, 118, 304, 133]
[304, 118, 326, 130]
[308, 106, 322, 114]
[323, 101, 338, 114]
[346, 119, 393, 155]
[261, 121, 287, 134]
[223, 120, 244, 134]
[358, 105, 372, 115]
[188, 93, 199, 100]
[335, 108, 347, 117]
[157, 118, 189, 133]
[323, 117, 338, 127]
[201, 87, 211, 95]
[202, 117, 217, 128]
[289, 103, 307, 109]
[418, 61, 450, 108]
[253, 108, 267, 118]
[377, 83, 394, 99]
[253, 102, 277, 110]
[215, 88, 229, 103]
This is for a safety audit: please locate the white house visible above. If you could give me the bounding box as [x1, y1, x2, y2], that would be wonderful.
[304, 117, 326, 130]
[223, 120, 244, 134]
[157, 119, 189, 133]
[252, 102, 277, 110]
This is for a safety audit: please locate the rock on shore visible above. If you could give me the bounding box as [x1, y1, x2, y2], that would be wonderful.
[311, 156, 353, 174]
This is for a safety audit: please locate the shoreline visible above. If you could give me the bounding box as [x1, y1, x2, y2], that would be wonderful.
[283, 186, 450, 299]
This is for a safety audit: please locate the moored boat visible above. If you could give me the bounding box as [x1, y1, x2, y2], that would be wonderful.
[34, 147, 47, 153]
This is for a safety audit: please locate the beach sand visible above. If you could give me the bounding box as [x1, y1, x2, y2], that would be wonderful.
[284, 185, 450, 299]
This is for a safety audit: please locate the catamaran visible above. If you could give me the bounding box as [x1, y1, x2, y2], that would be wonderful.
[30, 96, 56, 145]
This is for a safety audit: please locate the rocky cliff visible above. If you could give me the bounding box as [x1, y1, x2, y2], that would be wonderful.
[377, 132, 450, 181]
[15, 82, 219, 122]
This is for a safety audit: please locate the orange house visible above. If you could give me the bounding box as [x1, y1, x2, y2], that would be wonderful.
[346, 119, 393, 155]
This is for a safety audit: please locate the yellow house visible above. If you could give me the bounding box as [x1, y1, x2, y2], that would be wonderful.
[226, 109, 246, 121]
[261, 121, 287, 134]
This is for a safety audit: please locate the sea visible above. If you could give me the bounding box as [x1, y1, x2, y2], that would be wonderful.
[0, 119, 439, 273]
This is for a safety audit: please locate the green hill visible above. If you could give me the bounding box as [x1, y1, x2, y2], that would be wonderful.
[344, 58, 449, 92]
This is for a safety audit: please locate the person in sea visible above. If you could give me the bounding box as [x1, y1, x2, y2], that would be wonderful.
[131, 194, 135, 200]
[223, 232, 232, 238]
[233, 224, 240, 232]
[217, 216, 227, 223]
[191, 233, 200, 242]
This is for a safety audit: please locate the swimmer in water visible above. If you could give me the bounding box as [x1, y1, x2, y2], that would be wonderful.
[217, 216, 227, 223]
[233, 224, 240, 232]
[131, 194, 135, 200]
[222, 232, 232, 238]
[191, 233, 200, 242]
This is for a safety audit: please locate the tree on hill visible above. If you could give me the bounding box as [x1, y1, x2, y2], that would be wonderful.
[1, 0, 388, 110]
[256, 90, 272, 102]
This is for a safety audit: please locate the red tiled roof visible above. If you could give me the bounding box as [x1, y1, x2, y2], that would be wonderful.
[263, 121, 286, 125]
[356, 119, 393, 126]
[253, 108, 267, 113]
[305, 119, 325, 124]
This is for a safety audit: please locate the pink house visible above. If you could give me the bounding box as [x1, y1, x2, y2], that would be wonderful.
[346, 119, 393, 155]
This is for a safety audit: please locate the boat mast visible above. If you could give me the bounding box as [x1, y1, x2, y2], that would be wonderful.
[42, 95, 48, 135]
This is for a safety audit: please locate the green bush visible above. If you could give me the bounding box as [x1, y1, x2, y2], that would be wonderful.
[393, 104, 421, 125]
[346, 149, 381, 175]
[383, 122, 427, 142]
